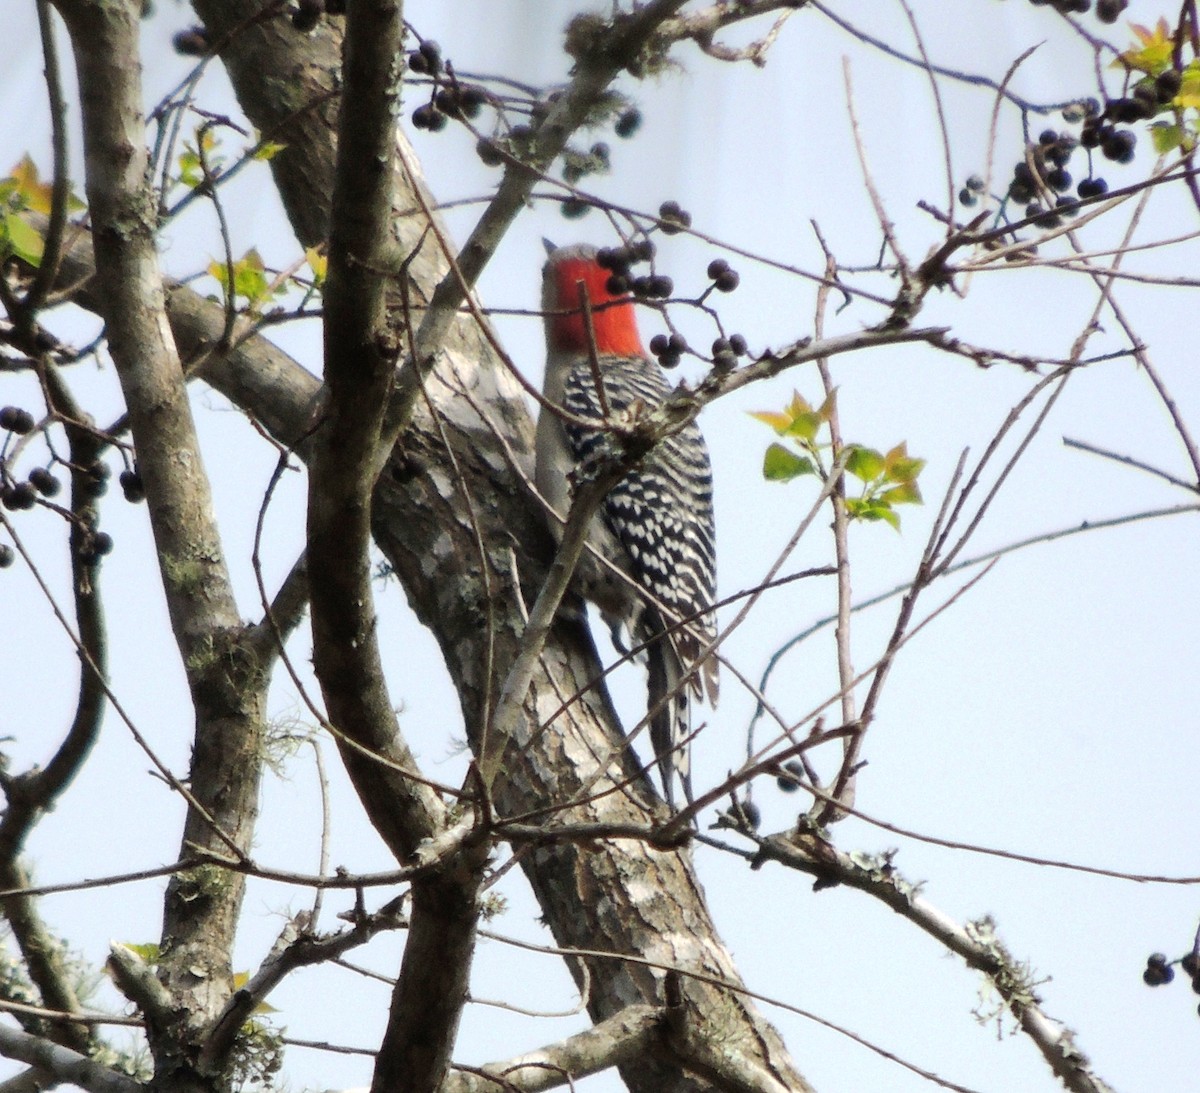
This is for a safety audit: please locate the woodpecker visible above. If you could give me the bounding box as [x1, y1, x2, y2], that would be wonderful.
[535, 242, 717, 806]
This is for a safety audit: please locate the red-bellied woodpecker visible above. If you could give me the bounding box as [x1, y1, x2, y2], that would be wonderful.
[535, 242, 717, 806]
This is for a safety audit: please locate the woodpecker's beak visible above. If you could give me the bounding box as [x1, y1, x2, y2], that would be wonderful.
[542, 237, 558, 257]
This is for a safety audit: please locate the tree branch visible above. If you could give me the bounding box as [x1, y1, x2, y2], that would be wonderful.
[0, 1025, 141, 1093]
[443, 1005, 662, 1093]
[746, 831, 1118, 1093]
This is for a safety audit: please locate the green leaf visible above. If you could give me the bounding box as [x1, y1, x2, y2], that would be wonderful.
[4, 212, 44, 265]
[1119, 20, 1174, 75]
[763, 443, 815, 482]
[876, 506, 901, 530]
[305, 246, 327, 286]
[749, 410, 792, 434]
[881, 482, 923, 506]
[785, 411, 822, 442]
[122, 941, 161, 963]
[1151, 122, 1184, 154]
[845, 445, 885, 482]
[251, 140, 287, 161]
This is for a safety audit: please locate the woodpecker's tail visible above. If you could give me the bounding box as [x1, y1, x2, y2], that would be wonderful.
[646, 633, 692, 808]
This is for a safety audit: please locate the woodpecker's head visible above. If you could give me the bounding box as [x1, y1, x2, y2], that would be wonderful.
[542, 242, 645, 358]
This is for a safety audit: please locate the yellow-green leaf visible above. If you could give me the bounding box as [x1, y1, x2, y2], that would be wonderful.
[1178, 67, 1200, 108]
[763, 442, 815, 482]
[4, 213, 44, 265]
[1119, 19, 1174, 74]
[251, 140, 287, 161]
[749, 410, 793, 434]
[845, 445, 885, 482]
[1151, 122, 1184, 154]
[881, 482, 923, 506]
[10, 155, 54, 214]
[305, 246, 327, 286]
[785, 411, 822, 442]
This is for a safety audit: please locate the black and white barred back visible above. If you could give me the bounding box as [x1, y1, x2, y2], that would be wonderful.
[560, 351, 718, 803]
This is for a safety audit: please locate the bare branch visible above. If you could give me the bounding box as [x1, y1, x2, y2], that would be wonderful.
[0, 1026, 141, 1093]
[443, 1005, 662, 1093]
[745, 834, 1118, 1093]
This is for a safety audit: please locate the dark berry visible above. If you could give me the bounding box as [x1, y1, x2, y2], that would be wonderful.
[713, 268, 740, 293]
[1107, 97, 1147, 124]
[3, 483, 36, 511]
[1096, 0, 1128, 21]
[476, 138, 503, 167]
[434, 89, 463, 120]
[965, 174, 985, 192]
[1132, 85, 1160, 117]
[647, 274, 673, 299]
[1143, 964, 1173, 986]
[28, 468, 60, 497]
[959, 187, 978, 207]
[658, 352, 681, 369]
[596, 247, 626, 272]
[658, 201, 691, 235]
[605, 274, 630, 296]
[629, 239, 655, 263]
[776, 759, 805, 792]
[649, 334, 670, 357]
[560, 198, 589, 219]
[1156, 69, 1182, 103]
[0, 544, 12, 568]
[1008, 179, 1035, 204]
[1039, 129, 1058, 146]
[632, 275, 654, 298]
[1181, 952, 1200, 978]
[408, 39, 441, 75]
[728, 333, 748, 356]
[1047, 168, 1072, 192]
[712, 350, 737, 372]
[459, 87, 486, 119]
[92, 532, 114, 557]
[1079, 120, 1104, 149]
[412, 104, 440, 131]
[172, 27, 210, 56]
[615, 107, 642, 138]
[0, 407, 35, 434]
[81, 462, 109, 499]
[1102, 129, 1136, 164]
[707, 258, 730, 280]
[291, 0, 322, 33]
[119, 470, 146, 503]
[712, 337, 732, 356]
[667, 333, 687, 354]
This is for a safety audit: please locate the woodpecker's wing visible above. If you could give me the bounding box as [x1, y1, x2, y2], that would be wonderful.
[559, 352, 718, 702]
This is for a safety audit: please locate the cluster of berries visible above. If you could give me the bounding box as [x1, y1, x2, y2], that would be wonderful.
[1143, 948, 1200, 1004]
[595, 239, 663, 298]
[408, 41, 490, 134]
[1026, 0, 1128, 20]
[0, 405, 145, 571]
[289, 0, 345, 33]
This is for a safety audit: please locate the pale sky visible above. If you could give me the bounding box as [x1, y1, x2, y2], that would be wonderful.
[1, 3, 1198, 1092]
